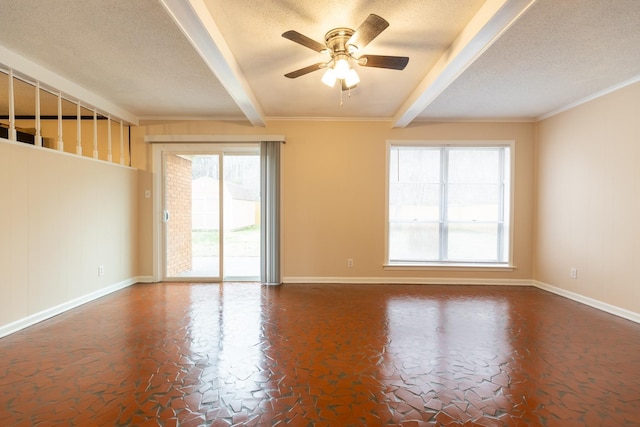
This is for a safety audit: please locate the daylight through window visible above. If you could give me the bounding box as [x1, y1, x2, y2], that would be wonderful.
[387, 143, 512, 265]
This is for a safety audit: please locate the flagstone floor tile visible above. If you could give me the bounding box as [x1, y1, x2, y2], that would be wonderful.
[1, 283, 640, 425]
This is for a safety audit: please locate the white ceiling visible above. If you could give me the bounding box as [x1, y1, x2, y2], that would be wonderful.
[0, 0, 639, 127]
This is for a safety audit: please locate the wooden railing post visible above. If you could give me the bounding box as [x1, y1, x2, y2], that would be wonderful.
[8, 69, 16, 141]
[76, 102, 82, 155]
[57, 91, 63, 151]
[107, 115, 112, 162]
[92, 109, 98, 159]
[35, 81, 42, 146]
[120, 120, 125, 165]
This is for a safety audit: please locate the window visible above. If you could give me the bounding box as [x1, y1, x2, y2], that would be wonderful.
[387, 142, 512, 266]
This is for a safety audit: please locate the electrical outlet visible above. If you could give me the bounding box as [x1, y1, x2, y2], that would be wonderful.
[98, 265, 105, 277]
[347, 258, 353, 268]
[570, 268, 577, 279]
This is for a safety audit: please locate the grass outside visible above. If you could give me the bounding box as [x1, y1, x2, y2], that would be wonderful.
[192, 225, 260, 257]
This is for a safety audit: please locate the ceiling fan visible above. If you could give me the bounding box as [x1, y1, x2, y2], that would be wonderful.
[282, 14, 409, 90]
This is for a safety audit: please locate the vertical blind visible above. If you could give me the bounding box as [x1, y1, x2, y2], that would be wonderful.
[260, 141, 281, 284]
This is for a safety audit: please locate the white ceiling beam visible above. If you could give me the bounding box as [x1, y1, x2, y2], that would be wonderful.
[159, 0, 266, 127]
[392, 0, 537, 128]
[0, 45, 139, 126]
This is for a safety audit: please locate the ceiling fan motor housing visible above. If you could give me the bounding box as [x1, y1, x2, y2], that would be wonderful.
[324, 28, 356, 58]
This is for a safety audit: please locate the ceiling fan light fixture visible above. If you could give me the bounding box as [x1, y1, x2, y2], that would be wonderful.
[334, 56, 350, 79]
[321, 67, 337, 87]
[345, 68, 360, 88]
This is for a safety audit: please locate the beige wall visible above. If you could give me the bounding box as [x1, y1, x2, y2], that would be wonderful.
[137, 170, 153, 277]
[535, 82, 640, 313]
[133, 120, 535, 282]
[0, 138, 139, 331]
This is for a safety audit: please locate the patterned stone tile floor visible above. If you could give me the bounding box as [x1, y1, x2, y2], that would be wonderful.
[1, 283, 640, 426]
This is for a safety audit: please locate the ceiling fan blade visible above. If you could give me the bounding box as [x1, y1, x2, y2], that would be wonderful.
[284, 63, 325, 79]
[358, 55, 409, 70]
[347, 14, 389, 49]
[282, 30, 327, 53]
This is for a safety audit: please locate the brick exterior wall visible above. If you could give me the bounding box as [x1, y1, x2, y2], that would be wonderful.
[166, 154, 192, 276]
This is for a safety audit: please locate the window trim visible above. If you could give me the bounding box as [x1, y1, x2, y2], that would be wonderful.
[384, 140, 516, 269]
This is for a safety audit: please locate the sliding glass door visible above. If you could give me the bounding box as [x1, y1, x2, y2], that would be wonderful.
[222, 154, 261, 280]
[163, 150, 260, 281]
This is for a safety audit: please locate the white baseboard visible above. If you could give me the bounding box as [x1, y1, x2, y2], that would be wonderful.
[135, 275, 157, 283]
[0, 278, 137, 339]
[282, 276, 532, 286]
[533, 280, 640, 324]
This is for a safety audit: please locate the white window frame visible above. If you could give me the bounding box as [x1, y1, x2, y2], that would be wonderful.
[384, 140, 515, 270]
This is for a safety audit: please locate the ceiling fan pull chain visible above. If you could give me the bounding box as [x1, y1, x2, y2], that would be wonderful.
[340, 85, 344, 106]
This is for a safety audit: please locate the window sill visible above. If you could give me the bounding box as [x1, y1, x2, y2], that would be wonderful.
[383, 263, 516, 272]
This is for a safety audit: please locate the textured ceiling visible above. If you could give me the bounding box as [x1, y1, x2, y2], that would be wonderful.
[0, 0, 639, 126]
[0, 0, 244, 119]
[416, 0, 640, 121]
